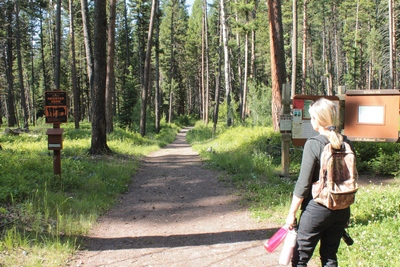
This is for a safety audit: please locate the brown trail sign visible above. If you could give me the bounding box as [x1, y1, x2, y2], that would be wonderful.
[45, 91, 68, 123]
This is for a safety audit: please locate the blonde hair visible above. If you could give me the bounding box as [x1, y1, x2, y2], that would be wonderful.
[309, 98, 343, 149]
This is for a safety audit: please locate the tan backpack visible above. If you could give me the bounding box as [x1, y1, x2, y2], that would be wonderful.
[312, 138, 359, 210]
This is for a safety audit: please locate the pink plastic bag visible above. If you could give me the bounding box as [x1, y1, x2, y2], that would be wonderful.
[264, 226, 288, 253]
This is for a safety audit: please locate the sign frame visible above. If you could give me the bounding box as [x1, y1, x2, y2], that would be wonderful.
[45, 91, 68, 124]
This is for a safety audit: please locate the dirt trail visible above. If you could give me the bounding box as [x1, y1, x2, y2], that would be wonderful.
[71, 128, 291, 267]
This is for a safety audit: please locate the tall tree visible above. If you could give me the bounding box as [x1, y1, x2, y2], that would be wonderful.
[4, 0, 17, 127]
[106, 0, 117, 134]
[69, 0, 80, 129]
[291, 0, 297, 97]
[202, 0, 210, 124]
[213, 13, 222, 133]
[241, 0, 250, 121]
[90, 0, 110, 154]
[388, 0, 395, 88]
[220, 0, 232, 126]
[139, 0, 157, 136]
[15, 0, 29, 128]
[267, 0, 286, 131]
[80, 0, 94, 117]
[301, 0, 307, 94]
[54, 0, 61, 90]
[160, 0, 188, 122]
[155, 0, 161, 134]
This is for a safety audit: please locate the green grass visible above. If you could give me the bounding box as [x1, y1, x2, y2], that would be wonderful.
[0, 121, 179, 267]
[338, 183, 400, 266]
[187, 122, 400, 267]
[1, 120, 399, 266]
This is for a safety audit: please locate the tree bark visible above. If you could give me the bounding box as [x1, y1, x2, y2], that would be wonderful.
[5, 2, 17, 127]
[267, 0, 286, 132]
[140, 0, 157, 136]
[69, 0, 80, 129]
[201, 2, 205, 121]
[168, 0, 175, 123]
[213, 19, 222, 134]
[301, 0, 307, 94]
[39, 7, 50, 93]
[80, 0, 94, 118]
[291, 0, 297, 98]
[204, 0, 210, 125]
[106, 0, 117, 134]
[250, 1, 257, 80]
[241, 5, 249, 121]
[388, 0, 395, 88]
[54, 0, 61, 90]
[15, 0, 29, 129]
[155, 0, 161, 134]
[220, 0, 232, 126]
[90, 0, 110, 154]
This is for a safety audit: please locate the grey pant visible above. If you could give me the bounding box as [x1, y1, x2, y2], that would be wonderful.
[292, 200, 350, 267]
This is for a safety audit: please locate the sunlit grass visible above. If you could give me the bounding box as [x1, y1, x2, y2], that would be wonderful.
[0, 121, 180, 266]
[187, 122, 400, 266]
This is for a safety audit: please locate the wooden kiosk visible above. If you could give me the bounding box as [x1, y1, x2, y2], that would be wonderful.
[344, 89, 400, 142]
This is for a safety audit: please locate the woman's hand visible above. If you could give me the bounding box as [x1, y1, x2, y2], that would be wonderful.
[285, 213, 297, 230]
[286, 195, 303, 230]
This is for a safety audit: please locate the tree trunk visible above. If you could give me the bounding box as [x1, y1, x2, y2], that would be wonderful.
[90, 0, 110, 154]
[242, 31, 249, 120]
[213, 22, 222, 134]
[291, 0, 297, 98]
[301, 0, 307, 94]
[201, 3, 205, 121]
[250, 1, 257, 80]
[333, 2, 340, 89]
[155, 0, 161, 134]
[204, 0, 210, 125]
[70, 0, 80, 129]
[267, 0, 286, 132]
[5, 2, 17, 127]
[39, 7, 50, 93]
[140, 0, 157, 136]
[220, 0, 232, 126]
[54, 0, 61, 90]
[106, 0, 117, 134]
[123, 0, 131, 73]
[81, 0, 94, 118]
[168, 1, 175, 123]
[388, 0, 395, 88]
[235, 0, 243, 122]
[15, 0, 29, 129]
[241, 5, 249, 121]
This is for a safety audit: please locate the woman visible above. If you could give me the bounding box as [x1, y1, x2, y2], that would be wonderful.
[285, 98, 354, 267]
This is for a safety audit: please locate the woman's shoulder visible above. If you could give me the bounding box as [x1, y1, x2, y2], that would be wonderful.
[307, 135, 328, 145]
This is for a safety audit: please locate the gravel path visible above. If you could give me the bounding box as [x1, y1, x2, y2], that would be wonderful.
[71, 128, 294, 267]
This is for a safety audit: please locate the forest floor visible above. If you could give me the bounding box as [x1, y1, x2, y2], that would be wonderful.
[69, 128, 392, 267]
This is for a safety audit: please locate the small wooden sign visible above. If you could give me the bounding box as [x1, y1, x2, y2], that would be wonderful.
[45, 91, 68, 123]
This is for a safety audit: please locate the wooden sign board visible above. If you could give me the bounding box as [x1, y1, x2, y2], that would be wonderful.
[344, 89, 400, 142]
[292, 95, 340, 146]
[45, 91, 68, 123]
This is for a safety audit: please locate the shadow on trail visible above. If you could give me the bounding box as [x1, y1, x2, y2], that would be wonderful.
[82, 228, 279, 251]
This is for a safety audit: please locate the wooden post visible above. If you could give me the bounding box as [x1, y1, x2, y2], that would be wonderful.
[281, 83, 292, 176]
[337, 86, 346, 132]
